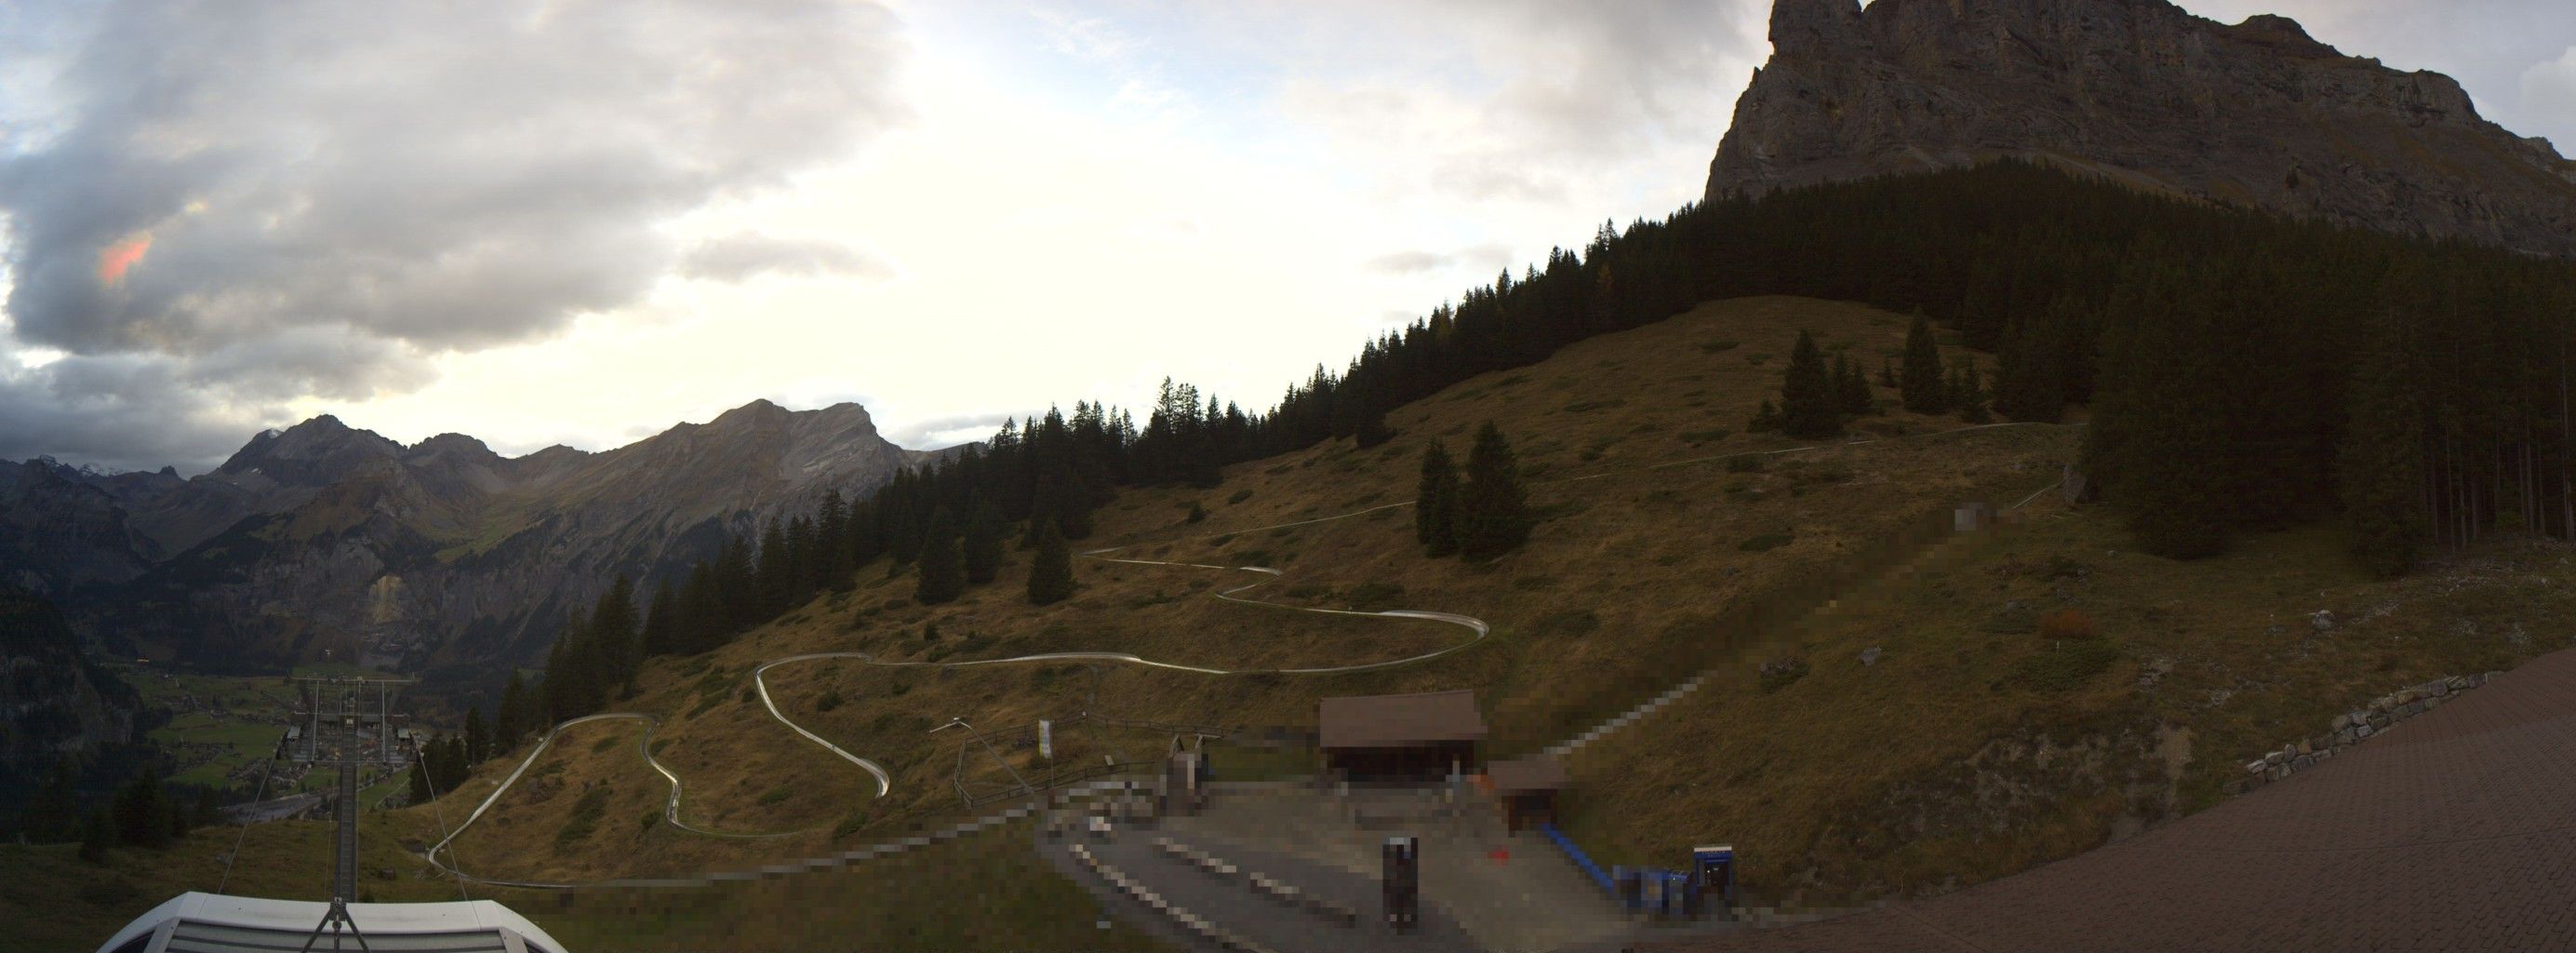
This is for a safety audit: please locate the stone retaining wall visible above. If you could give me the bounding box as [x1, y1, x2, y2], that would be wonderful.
[2240, 671, 2501, 790]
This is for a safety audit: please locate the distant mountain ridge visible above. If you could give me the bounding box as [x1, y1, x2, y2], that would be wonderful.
[1710, 0, 2576, 257]
[7, 400, 945, 678]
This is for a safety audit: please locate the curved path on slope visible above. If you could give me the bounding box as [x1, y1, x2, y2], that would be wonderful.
[424, 422, 2072, 887]
[1648, 649, 2576, 953]
[422, 713, 806, 888]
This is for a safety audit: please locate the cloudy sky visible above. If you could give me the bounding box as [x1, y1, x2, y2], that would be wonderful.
[2, 0, 2571, 474]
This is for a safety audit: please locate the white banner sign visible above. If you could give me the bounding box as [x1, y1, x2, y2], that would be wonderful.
[1039, 718, 1052, 759]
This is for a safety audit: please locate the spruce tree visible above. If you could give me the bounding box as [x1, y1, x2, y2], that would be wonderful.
[436, 736, 470, 793]
[593, 575, 640, 697]
[1457, 423, 1533, 560]
[714, 536, 757, 632]
[963, 500, 1005, 584]
[1780, 330, 1842, 438]
[1994, 315, 2065, 423]
[915, 506, 965, 605]
[1834, 353, 1875, 415]
[408, 758, 433, 804]
[2339, 312, 2425, 576]
[639, 582, 676, 658]
[463, 706, 489, 764]
[887, 505, 922, 565]
[2086, 266, 2234, 558]
[815, 489, 854, 590]
[755, 518, 794, 615]
[78, 810, 111, 862]
[1416, 441, 1462, 557]
[1878, 358, 1898, 389]
[497, 671, 531, 752]
[1954, 359, 1991, 423]
[111, 772, 169, 850]
[1902, 313, 1949, 414]
[1027, 524, 1075, 605]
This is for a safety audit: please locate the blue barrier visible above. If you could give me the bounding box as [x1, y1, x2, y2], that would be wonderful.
[1539, 823, 1618, 897]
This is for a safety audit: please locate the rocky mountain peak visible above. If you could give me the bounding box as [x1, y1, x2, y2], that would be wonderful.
[1770, 0, 1862, 57]
[1712, 0, 2576, 257]
[710, 398, 791, 427]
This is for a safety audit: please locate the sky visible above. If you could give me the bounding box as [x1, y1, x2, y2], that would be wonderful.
[1, 0, 2571, 474]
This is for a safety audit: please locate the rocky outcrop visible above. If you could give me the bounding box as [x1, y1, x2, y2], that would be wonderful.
[1710, 0, 2576, 258]
[0, 584, 139, 771]
[33, 399, 940, 676]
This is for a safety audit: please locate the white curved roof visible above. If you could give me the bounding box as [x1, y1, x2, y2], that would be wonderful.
[98, 892, 567, 953]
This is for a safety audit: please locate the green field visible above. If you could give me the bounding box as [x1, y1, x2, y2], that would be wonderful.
[151, 718, 289, 789]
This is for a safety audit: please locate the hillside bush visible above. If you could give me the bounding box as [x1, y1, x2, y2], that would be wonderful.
[1739, 532, 1795, 552]
[2036, 609, 2097, 641]
[555, 785, 611, 847]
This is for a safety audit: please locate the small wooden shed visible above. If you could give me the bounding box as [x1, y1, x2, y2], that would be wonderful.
[1483, 755, 1570, 832]
[1318, 689, 1486, 782]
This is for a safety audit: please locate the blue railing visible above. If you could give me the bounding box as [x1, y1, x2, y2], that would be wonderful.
[1539, 823, 1618, 896]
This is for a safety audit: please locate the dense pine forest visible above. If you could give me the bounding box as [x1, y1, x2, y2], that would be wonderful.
[513, 160, 2575, 745]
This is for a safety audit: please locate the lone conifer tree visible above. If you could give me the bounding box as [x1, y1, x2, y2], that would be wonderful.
[1954, 360, 1991, 423]
[1834, 353, 1875, 415]
[915, 506, 965, 605]
[1780, 330, 1842, 438]
[463, 705, 489, 764]
[1027, 523, 1075, 605]
[1902, 313, 1949, 414]
[1457, 423, 1533, 560]
[495, 671, 531, 751]
[1878, 357, 1898, 389]
[1416, 441, 1462, 557]
[963, 500, 1005, 584]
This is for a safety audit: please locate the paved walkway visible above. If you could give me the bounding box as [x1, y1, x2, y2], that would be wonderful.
[1648, 647, 2576, 952]
[1039, 819, 1483, 952]
[1164, 786, 1635, 953]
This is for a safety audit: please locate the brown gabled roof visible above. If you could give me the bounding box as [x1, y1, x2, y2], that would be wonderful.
[1485, 755, 1569, 795]
[1318, 689, 1487, 749]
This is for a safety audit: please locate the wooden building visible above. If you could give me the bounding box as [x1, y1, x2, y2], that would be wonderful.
[1317, 689, 1486, 782]
[1483, 755, 1570, 832]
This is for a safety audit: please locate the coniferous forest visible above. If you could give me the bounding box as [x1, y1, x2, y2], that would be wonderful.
[527, 160, 2576, 732]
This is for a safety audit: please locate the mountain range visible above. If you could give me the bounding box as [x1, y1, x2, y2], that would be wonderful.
[10, 0, 2574, 692]
[4, 400, 941, 682]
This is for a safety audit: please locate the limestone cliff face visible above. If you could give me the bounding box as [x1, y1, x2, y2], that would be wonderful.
[45, 400, 940, 677]
[1709, 0, 2576, 257]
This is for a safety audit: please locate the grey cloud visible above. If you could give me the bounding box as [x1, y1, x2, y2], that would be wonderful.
[884, 412, 1013, 450]
[1365, 241, 1518, 277]
[1366, 250, 1452, 274]
[681, 234, 892, 283]
[0, 0, 909, 467]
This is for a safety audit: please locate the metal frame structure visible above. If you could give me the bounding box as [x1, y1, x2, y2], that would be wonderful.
[278, 677, 418, 951]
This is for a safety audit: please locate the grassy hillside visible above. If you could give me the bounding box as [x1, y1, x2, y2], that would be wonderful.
[407, 295, 2072, 884]
[1563, 500, 2576, 904]
[28, 291, 2568, 944]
